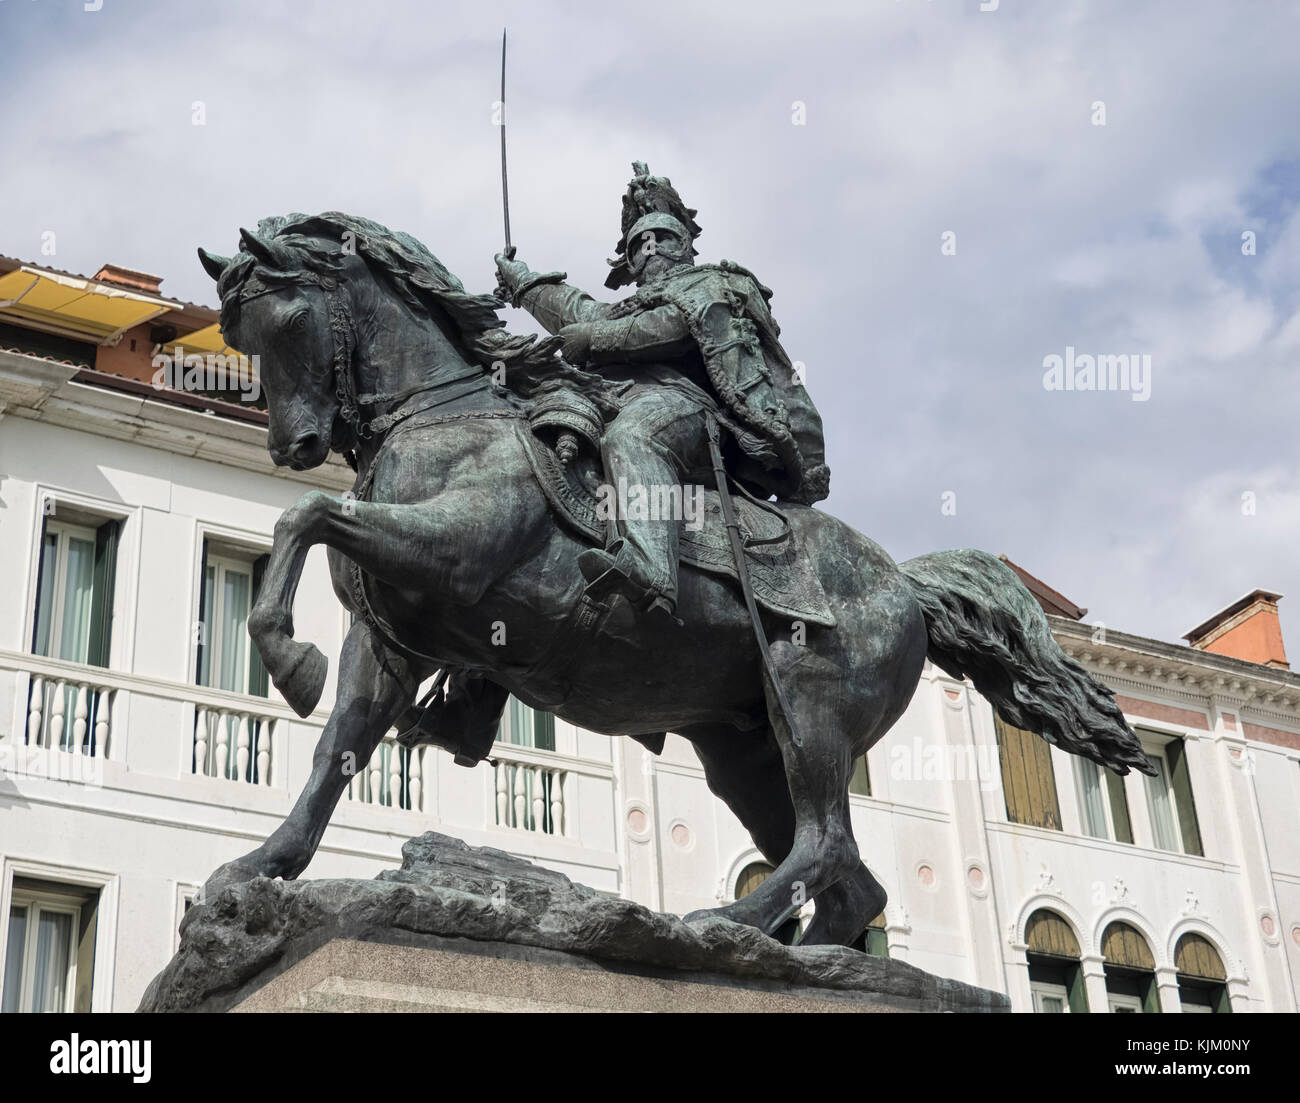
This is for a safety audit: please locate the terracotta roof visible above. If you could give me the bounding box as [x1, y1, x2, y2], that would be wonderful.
[0, 342, 92, 370]
[998, 555, 1087, 620]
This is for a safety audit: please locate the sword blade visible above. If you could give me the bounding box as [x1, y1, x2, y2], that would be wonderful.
[499, 28, 512, 254]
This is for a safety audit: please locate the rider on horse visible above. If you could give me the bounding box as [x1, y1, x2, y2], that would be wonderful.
[495, 162, 831, 622]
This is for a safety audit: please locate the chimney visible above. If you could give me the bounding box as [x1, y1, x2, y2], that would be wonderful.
[92, 263, 163, 296]
[1183, 590, 1289, 669]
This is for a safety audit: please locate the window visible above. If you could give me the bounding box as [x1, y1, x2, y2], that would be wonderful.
[1101, 921, 1161, 1013]
[2, 878, 99, 1013]
[849, 754, 871, 797]
[499, 697, 555, 751]
[1025, 909, 1088, 1012]
[1073, 757, 1133, 843]
[864, 911, 888, 958]
[196, 544, 269, 697]
[994, 716, 1061, 830]
[1032, 982, 1069, 1013]
[1175, 933, 1230, 1013]
[1141, 736, 1203, 856]
[735, 861, 774, 900]
[32, 517, 119, 667]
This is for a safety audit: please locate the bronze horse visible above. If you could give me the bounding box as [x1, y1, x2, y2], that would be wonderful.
[196, 212, 1153, 948]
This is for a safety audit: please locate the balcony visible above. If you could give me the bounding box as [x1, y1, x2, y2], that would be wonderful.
[0, 649, 618, 874]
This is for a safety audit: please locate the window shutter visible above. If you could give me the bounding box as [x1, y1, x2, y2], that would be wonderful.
[195, 540, 209, 683]
[995, 716, 1061, 830]
[1165, 739, 1203, 856]
[30, 514, 53, 653]
[248, 554, 270, 698]
[86, 520, 119, 668]
[1104, 768, 1133, 843]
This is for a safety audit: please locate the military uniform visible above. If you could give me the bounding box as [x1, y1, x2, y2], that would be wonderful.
[498, 165, 830, 616]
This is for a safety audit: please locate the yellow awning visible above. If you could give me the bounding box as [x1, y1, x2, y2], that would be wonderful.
[0, 266, 175, 343]
[168, 322, 244, 358]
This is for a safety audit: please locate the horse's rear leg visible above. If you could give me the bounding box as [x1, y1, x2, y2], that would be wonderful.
[801, 862, 887, 948]
[683, 720, 886, 947]
[682, 642, 865, 941]
[678, 723, 802, 941]
[202, 621, 424, 897]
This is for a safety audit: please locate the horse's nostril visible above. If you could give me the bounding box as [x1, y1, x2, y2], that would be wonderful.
[290, 433, 320, 460]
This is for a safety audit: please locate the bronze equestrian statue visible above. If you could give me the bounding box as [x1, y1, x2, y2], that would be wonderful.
[194, 167, 1153, 950]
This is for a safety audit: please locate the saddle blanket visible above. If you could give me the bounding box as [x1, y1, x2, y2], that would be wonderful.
[520, 426, 836, 627]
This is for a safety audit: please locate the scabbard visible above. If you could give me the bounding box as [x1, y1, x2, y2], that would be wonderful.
[706, 415, 803, 748]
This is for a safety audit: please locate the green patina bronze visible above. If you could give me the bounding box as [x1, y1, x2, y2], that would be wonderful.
[193, 164, 1153, 949]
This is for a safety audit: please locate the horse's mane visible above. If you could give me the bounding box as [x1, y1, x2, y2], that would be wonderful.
[216, 211, 611, 405]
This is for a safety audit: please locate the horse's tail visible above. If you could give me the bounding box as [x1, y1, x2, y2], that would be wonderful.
[898, 549, 1154, 776]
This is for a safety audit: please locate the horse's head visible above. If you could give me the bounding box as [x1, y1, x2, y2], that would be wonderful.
[199, 212, 576, 471]
[198, 226, 352, 470]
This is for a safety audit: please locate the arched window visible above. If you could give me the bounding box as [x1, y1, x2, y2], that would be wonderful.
[1025, 909, 1087, 1013]
[734, 861, 774, 900]
[1175, 933, 1230, 1014]
[1101, 921, 1159, 1013]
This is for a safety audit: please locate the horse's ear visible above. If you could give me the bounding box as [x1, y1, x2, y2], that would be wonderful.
[239, 227, 290, 268]
[197, 247, 230, 283]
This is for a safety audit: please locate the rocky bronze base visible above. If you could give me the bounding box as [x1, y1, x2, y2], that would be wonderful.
[139, 832, 1008, 1014]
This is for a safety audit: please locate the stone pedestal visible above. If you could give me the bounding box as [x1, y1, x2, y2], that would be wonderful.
[233, 936, 991, 1013]
[141, 832, 1007, 1014]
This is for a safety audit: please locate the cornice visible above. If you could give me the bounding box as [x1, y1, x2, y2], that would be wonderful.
[0, 348, 353, 492]
[1049, 616, 1300, 724]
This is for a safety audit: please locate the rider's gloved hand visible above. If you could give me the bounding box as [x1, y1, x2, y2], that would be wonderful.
[558, 323, 593, 364]
[494, 251, 531, 296]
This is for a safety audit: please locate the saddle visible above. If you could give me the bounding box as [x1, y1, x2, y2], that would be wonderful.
[519, 390, 836, 628]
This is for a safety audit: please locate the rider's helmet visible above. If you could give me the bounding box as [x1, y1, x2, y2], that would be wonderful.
[622, 212, 694, 282]
[605, 161, 702, 289]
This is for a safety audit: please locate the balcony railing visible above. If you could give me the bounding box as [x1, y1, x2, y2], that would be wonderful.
[26, 673, 113, 758]
[347, 737, 424, 812]
[0, 649, 311, 789]
[1, 651, 614, 852]
[193, 707, 278, 786]
[492, 745, 567, 836]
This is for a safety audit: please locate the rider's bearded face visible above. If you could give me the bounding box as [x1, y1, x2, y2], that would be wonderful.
[630, 229, 690, 285]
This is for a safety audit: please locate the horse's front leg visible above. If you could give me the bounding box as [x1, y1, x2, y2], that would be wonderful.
[203, 620, 424, 898]
[250, 486, 522, 716]
[248, 490, 337, 718]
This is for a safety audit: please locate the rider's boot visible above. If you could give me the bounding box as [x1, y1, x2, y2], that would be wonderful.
[579, 538, 683, 627]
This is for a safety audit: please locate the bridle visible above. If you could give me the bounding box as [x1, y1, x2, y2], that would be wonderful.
[320, 277, 490, 451]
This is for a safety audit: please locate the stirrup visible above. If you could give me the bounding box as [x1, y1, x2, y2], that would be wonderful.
[577, 543, 680, 624]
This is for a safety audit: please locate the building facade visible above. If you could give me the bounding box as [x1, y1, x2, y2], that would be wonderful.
[0, 257, 1297, 1012]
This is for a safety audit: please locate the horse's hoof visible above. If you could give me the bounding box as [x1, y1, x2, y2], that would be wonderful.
[276, 641, 327, 717]
[197, 857, 263, 906]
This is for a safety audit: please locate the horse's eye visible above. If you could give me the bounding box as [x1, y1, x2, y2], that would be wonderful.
[291, 311, 309, 330]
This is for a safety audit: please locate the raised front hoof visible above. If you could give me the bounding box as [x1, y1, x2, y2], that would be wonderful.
[274, 641, 327, 717]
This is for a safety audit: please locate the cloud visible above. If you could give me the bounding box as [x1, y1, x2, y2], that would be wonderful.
[1, 0, 1297, 654]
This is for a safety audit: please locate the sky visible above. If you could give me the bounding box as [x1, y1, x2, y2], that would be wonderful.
[2, 0, 1298, 655]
